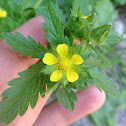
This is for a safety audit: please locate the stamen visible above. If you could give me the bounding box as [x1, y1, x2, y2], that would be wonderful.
[57, 57, 71, 70]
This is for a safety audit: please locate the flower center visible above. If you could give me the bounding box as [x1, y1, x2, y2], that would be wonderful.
[57, 57, 71, 70]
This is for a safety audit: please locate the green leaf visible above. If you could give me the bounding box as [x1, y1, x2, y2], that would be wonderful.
[85, 15, 93, 26]
[81, 69, 93, 80]
[75, 75, 87, 90]
[83, 12, 99, 29]
[0, 62, 48, 125]
[91, 45, 112, 66]
[2, 31, 47, 58]
[81, 18, 91, 39]
[54, 4, 65, 23]
[71, 0, 88, 17]
[67, 16, 90, 41]
[92, 12, 100, 28]
[41, 2, 65, 45]
[41, 65, 57, 75]
[23, 8, 36, 20]
[37, 2, 65, 22]
[44, 82, 59, 95]
[12, 0, 37, 9]
[79, 41, 90, 55]
[65, 83, 78, 91]
[91, 25, 111, 44]
[89, 70, 120, 96]
[95, 0, 118, 24]
[100, 45, 115, 53]
[83, 58, 101, 69]
[105, 32, 121, 43]
[57, 86, 77, 111]
[39, 0, 57, 7]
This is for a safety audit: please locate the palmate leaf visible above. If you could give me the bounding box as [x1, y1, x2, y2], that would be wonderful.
[57, 86, 78, 111]
[41, 2, 65, 45]
[2, 31, 47, 58]
[0, 62, 48, 125]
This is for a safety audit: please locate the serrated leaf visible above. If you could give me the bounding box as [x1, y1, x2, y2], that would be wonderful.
[89, 70, 120, 96]
[85, 12, 99, 28]
[54, 4, 65, 23]
[75, 74, 87, 90]
[2, 31, 47, 58]
[57, 86, 77, 111]
[68, 16, 90, 41]
[101, 45, 115, 53]
[91, 25, 111, 44]
[81, 69, 92, 80]
[71, 0, 88, 17]
[40, 0, 57, 6]
[12, 0, 37, 9]
[79, 41, 90, 55]
[83, 58, 101, 69]
[41, 65, 57, 75]
[91, 45, 112, 66]
[44, 82, 59, 95]
[0, 62, 48, 125]
[92, 12, 100, 28]
[23, 7, 36, 20]
[65, 83, 78, 92]
[41, 2, 65, 45]
[81, 18, 91, 39]
[105, 32, 121, 43]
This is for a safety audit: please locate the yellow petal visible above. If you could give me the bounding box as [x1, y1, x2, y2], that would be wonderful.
[43, 53, 57, 65]
[71, 55, 83, 65]
[67, 69, 79, 82]
[2, 11, 7, 17]
[56, 44, 68, 57]
[50, 70, 62, 82]
[0, 8, 7, 18]
[82, 16, 88, 19]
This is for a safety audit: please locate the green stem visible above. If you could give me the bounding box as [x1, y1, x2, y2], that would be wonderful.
[34, 0, 43, 9]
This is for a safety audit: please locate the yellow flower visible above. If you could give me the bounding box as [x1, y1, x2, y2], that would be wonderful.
[0, 8, 7, 18]
[82, 16, 88, 19]
[43, 44, 83, 82]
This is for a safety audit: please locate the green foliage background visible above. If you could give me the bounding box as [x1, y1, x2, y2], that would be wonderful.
[0, 0, 126, 126]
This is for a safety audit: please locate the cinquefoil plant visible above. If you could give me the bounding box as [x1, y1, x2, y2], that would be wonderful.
[0, 0, 120, 125]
